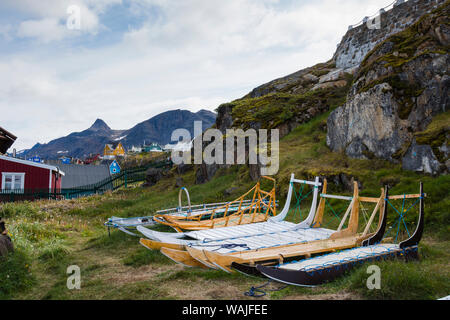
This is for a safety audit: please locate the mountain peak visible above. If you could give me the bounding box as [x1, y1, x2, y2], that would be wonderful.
[89, 119, 111, 131]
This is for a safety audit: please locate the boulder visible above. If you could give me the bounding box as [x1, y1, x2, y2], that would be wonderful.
[0, 219, 14, 257]
[312, 79, 348, 91]
[402, 141, 442, 175]
[142, 168, 163, 187]
[318, 69, 346, 83]
[0, 235, 14, 257]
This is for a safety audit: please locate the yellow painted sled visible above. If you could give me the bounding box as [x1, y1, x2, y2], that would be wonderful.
[152, 176, 278, 231]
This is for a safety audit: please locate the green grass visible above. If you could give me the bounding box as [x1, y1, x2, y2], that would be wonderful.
[346, 260, 449, 300]
[2, 127, 448, 300]
[1, 91, 448, 301]
[229, 76, 351, 130]
[0, 250, 35, 299]
[122, 247, 171, 267]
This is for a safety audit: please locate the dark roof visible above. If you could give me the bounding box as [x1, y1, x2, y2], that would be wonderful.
[52, 164, 111, 189]
[0, 127, 17, 154]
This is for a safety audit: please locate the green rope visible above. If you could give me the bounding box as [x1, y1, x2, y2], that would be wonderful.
[384, 196, 420, 242]
[324, 198, 345, 228]
[289, 182, 314, 223]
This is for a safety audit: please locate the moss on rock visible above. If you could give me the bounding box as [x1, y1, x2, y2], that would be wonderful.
[414, 111, 450, 163]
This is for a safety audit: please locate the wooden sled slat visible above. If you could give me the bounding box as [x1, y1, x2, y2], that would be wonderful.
[186, 246, 219, 269]
[160, 247, 209, 269]
[140, 238, 184, 251]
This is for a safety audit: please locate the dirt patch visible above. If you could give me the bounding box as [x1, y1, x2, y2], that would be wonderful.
[162, 278, 248, 300]
[102, 264, 182, 285]
[283, 291, 362, 300]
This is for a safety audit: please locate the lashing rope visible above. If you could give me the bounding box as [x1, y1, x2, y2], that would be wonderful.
[192, 243, 251, 251]
[244, 279, 288, 298]
[289, 182, 314, 223]
[384, 195, 420, 242]
[323, 198, 345, 228]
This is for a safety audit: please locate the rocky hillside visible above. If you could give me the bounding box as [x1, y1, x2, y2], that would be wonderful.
[328, 1, 449, 175]
[334, 0, 445, 69]
[194, 0, 448, 183]
[23, 109, 216, 159]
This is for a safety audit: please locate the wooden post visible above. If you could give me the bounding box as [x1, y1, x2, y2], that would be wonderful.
[362, 188, 384, 237]
[312, 179, 327, 227]
[330, 181, 359, 239]
[348, 181, 360, 234]
[224, 204, 230, 227]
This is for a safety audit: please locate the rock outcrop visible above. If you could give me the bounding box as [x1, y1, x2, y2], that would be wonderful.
[334, 0, 446, 69]
[328, 2, 449, 174]
[142, 167, 164, 187]
[195, 0, 450, 183]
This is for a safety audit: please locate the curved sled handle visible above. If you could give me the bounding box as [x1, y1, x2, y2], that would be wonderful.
[363, 185, 389, 247]
[399, 182, 425, 249]
[261, 175, 276, 188]
[178, 187, 192, 216]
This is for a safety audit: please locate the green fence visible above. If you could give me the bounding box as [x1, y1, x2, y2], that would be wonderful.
[0, 160, 172, 203]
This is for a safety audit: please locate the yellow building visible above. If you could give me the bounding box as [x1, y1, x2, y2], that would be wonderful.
[104, 142, 126, 157]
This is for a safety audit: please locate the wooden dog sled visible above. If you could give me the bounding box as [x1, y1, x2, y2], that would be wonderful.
[257, 183, 425, 286]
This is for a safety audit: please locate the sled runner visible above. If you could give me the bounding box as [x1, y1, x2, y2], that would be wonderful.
[105, 216, 157, 236]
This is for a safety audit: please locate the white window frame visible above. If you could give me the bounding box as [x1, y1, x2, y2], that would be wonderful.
[1, 172, 25, 193]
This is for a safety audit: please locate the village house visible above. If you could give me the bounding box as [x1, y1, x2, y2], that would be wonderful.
[0, 127, 64, 199]
[103, 142, 126, 158]
[0, 155, 65, 195]
[143, 142, 164, 153]
[84, 153, 101, 165]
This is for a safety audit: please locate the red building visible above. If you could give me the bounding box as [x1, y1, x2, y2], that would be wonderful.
[84, 154, 100, 165]
[0, 155, 65, 194]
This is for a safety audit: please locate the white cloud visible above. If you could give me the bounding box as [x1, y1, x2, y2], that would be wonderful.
[17, 18, 67, 43]
[3, 0, 118, 42]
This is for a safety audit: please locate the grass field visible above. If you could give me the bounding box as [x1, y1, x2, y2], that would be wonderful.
[1, 113, 449, 300]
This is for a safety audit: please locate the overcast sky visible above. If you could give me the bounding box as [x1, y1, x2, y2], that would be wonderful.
[0, 0, 389, 151]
